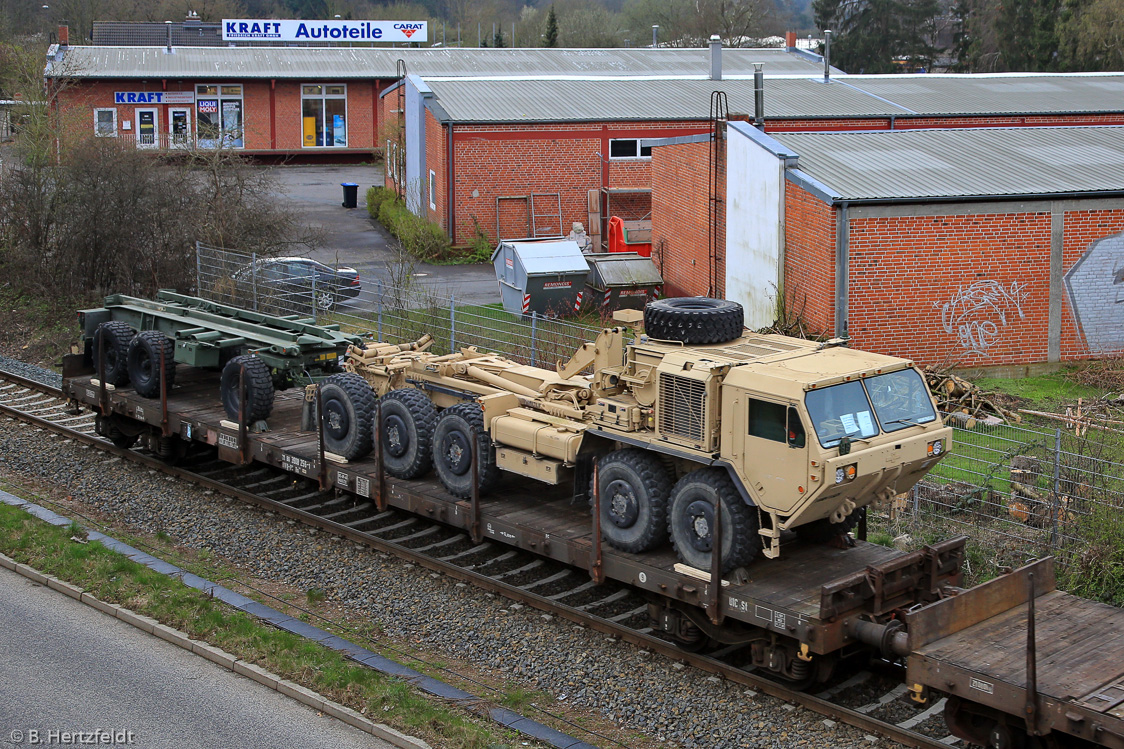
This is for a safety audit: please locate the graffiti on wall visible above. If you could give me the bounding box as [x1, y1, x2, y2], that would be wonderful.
[938, 280, 1029, 355]
[1064, 232, 1124, 354]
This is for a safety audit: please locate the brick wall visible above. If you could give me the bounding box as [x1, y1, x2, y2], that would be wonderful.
[1060, 209, 1124, 360]
[650, 140, 723, 298]
[424, 107, 446, 227]
[783, 182, 836, 335]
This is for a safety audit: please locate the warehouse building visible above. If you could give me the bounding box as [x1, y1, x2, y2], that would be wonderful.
[650, 122, 1124, 370]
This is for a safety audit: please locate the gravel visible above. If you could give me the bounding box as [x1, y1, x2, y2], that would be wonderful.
[0, 355, 62, 389]
[0, 365, 905, 749]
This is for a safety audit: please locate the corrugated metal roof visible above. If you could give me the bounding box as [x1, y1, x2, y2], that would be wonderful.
[770, 127, 1124, 200]
[50, 45, 823, 79]
[841, 74, 1124, 115]
[424, 77, 913, 122]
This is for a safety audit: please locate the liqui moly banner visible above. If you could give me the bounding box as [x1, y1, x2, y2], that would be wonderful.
[222, 19, 427, 43]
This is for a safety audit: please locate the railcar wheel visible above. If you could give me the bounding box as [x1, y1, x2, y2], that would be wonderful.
[127, 330, 176, 398]
[794, 507, 864, 544]
[643, 298, 744, 345]
[591, 449, 672, 553]
[220, 355, 275, 424]
[376, 388, 437, 479]
[432, 402, 501, 499]
[96, 414, 140, 449]
[92, 321, 135, 386]
[668, 469, 759, 573]
[319, 373, 376, 460]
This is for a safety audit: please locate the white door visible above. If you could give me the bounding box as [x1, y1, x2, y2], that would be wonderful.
[169, 108, 191, 148]
[136, 108, 158, 149]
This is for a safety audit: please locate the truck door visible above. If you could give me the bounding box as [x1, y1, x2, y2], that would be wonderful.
[743, 396, 808, 514]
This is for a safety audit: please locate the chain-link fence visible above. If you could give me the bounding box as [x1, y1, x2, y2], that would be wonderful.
[195, 243, 598, 368]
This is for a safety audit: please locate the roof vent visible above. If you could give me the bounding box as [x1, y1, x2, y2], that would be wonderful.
[823, 29, 832, 81]
[709, 35, 722, 81]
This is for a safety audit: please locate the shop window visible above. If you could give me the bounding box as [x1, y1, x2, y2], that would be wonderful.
[608, 138, 651, 160]
[302, 83, 347, 148]
[429, 170, 436, 209]
[195, 83, 243, 149]
[94, 108, 117, 137]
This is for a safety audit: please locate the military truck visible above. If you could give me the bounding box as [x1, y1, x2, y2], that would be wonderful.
[328, 297, 951, 572]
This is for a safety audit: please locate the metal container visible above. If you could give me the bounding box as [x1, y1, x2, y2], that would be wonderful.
[584, 252, 664, 311]
[491, 240, 591, 317]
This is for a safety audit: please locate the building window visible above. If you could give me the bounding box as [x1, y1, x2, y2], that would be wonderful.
[429, 170, 436, 209]
[94, 108, 117, 137]
[608, 138, 651, 160]
[386, 139, 395, 182]
[302, 84, 347, 148]
[196, 84, 243, 148]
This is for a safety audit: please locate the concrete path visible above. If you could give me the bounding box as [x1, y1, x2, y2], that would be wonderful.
[266, 164, 501, 305]
[0, 565, 395, 749]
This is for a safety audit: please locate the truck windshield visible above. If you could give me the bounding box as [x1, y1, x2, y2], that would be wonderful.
[805, 381, 879, 447]
[865, 368, 937, 433]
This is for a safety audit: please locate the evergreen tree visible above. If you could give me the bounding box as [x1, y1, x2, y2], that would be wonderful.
[995, 0, 1060, 70]
[544, 5, 559, 47]
[493, 28, 507, 47]
[812, 0, 941, 73]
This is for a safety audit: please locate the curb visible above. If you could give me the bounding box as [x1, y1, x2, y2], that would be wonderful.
[0, 490, 596, 749]
[0, 549, 430, 749]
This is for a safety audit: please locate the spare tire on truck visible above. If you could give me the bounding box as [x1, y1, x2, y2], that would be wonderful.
[643, 298, 744, 345]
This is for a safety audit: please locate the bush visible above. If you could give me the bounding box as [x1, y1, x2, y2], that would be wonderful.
[366, 186, 396, 219]
[468, 218, 494, 263]
[375, 194, 450, 261]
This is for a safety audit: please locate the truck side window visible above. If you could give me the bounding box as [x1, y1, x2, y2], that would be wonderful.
[748, 399, 806, 447]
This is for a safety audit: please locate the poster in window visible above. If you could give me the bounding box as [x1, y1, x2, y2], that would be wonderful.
[332, 114, 346, 146]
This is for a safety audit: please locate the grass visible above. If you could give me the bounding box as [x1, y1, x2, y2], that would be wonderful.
[976, 370, 1103, 411]
[0, 501, 520, 749]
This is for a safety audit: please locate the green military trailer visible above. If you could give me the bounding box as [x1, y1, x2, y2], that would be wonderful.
[78, 290, 366, 430]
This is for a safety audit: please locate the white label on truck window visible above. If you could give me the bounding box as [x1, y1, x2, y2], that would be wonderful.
[840, 413, 858, 433]
[857, 411, 874, 433]
[970, 678, 994, 694]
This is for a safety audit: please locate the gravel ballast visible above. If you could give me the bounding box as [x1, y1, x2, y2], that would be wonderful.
[0, 370, 908, 748]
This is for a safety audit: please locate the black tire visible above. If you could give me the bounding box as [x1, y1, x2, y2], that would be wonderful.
[431, 402, 501, 499]
[319, 372, 376, 460]
[376, 389, 437, 479]
[591, 449, 672, 553]
[220, 355, 275, 423]
[643, 297, 744, 345]
[668, 468, 760, 573]
[92, 321, 135, 386]
[794, 507, 864, 544]
[126, 330, 176, 398]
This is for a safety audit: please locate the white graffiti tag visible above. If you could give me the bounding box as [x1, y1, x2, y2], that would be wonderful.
[938, 281, 1028, 355]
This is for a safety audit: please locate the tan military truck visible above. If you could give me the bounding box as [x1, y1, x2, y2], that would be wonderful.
[335, 298, 950, 572]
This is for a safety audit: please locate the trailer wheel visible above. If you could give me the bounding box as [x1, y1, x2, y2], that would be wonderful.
[643, 298, 744, 345]
[668, 469, 760, 573]
[127, 330, 176, 398]
[591, 449, 672, 553]
[319, 372, 375, 460]
[376, 389, 437, 479]
[220, 355, 275, 424]
[432, 402, 500, 499]
[92, 321, 135, 386]
[794, 507, 864, 544]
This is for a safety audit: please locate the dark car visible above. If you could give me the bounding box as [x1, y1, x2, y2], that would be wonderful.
[235, 257, 360, 311]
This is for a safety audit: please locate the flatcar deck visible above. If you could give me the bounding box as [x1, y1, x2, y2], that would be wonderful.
[64, 368, 963, 653]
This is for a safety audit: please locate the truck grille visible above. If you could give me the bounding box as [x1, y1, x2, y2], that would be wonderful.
[658, 373, 706, 444]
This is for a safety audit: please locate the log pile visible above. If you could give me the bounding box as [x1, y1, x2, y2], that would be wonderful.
[923, 368, 1021, 427]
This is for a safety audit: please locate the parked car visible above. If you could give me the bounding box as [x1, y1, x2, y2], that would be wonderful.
[234, 257, 361, 311]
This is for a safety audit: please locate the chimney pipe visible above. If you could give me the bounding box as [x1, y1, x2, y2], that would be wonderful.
[823, 29, 832, 80]
[754, 63, 764, 129]
[57, 24, 69, 47]
[785, 31, 796, 50]
[709, 35, 722, 81]
[166, 21, 173, 52]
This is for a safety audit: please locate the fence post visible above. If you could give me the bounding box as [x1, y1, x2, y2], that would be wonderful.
[1050, 428, 1062, 549]
[195, 242, 203, 295]
[450, 293, 456, 352]
[377, 279, 384, 342]
[311, 273, 318, 325]
[251, 252, 259, 311]
[530, 313, 538, 368]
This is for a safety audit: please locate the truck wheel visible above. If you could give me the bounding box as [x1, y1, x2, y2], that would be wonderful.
[127, 331, 176, 398]
[592, 449, 672, 553]
[432, 402, 501, 499]
[376, 389, 437, 479]
[668, 469, 760, 573]
[92, 321, 135, 386]
[220, 355, 275, 423]
[319, 373, 375, 460]
[794, 507, 864, 544]
[643, 298, 744, 345]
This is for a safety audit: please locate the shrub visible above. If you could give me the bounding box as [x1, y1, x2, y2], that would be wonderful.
[375, 194, 450, 261]
[468, 218, 494, 263]
[366, 186, 396, 219]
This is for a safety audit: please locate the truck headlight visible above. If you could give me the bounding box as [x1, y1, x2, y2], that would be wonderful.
[928, 440, 944, 456]
[835, 465, 857, 484]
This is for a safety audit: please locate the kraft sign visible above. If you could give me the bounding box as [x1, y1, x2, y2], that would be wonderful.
[222, 19, 427, 43]
[115, 91, 195, 105]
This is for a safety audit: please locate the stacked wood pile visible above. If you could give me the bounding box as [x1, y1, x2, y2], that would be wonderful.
[923, 368, 1021, 427]
[1007, 454, 1074, 527]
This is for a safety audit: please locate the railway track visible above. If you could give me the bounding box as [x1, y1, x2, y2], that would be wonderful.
[0, 368, 962, 749]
